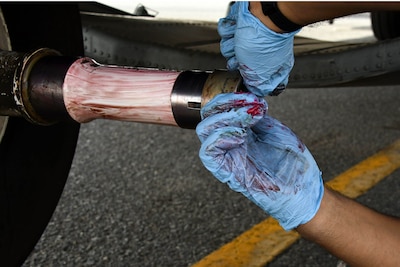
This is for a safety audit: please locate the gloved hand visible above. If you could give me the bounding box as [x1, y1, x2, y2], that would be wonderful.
[218, 2, 300, 97]
[196, 93, 324, 230]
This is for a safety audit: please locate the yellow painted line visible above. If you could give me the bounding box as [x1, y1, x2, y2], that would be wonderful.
[326, 139, 400, 198]
[192, 139, 400, 267]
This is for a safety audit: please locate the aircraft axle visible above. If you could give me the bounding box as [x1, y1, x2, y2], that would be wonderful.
[0, 48, 244, 128]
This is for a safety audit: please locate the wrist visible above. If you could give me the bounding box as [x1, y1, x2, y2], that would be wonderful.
[296, 187, 338, 239]
[249, 2, 284, 33]
[249, 2, 302, 33]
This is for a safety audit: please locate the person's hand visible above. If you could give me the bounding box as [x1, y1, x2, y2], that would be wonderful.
[218, 2, 299, 97]
[196, 93, 324, 230]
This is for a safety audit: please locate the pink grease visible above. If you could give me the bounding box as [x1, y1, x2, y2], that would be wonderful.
[232, 99, 265, 116]
[63, 58, 180, 126]
[246, 104, 264, 116]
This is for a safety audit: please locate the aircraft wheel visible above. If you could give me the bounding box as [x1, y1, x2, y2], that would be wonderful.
[0, 4, 83, 266]
[371, 11, 400, 40]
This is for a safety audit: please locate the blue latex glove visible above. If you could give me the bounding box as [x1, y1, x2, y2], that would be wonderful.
[218, 2, 300, 97]
[196, 93, 324, 230]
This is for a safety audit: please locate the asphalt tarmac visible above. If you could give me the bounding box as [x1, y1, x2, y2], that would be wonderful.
[20, 11, 400, 267]
[22, 83, 400, 267]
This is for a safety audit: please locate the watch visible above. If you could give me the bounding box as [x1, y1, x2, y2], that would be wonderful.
[260, 2, 302, 32]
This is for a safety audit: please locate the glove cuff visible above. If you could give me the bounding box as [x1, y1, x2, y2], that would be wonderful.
[281, 174, 325, 231]
[261, 2, 302, 32]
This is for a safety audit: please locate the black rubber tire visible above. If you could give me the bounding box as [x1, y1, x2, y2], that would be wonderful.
[0, 4, 83, 267]
[371, 11, 400, 40]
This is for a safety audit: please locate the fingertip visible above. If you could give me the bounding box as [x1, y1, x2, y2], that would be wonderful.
[220, 38, 235, 58]
[218, 18, 236, 38]
[201, 92, 266, 118]
[198, 126, 246, 177]
[243, 81, 268, 97]
[226, 57, 239, 70]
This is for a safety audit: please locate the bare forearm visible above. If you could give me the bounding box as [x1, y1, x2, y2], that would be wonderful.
[297, 187, 400, 267]
[250, 2, 400, 33]
[279, 2, 400, 26]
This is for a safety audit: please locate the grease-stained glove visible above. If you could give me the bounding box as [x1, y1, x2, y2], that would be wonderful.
[196, 93, 324, 230]
[218, 2, 300, 97]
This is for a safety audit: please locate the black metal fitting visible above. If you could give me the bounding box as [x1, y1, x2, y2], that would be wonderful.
[0, 48, 74, 125]
[171, 70, 245, 129]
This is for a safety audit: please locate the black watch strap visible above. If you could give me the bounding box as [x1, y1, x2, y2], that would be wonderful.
[261, 2, 302, 32]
